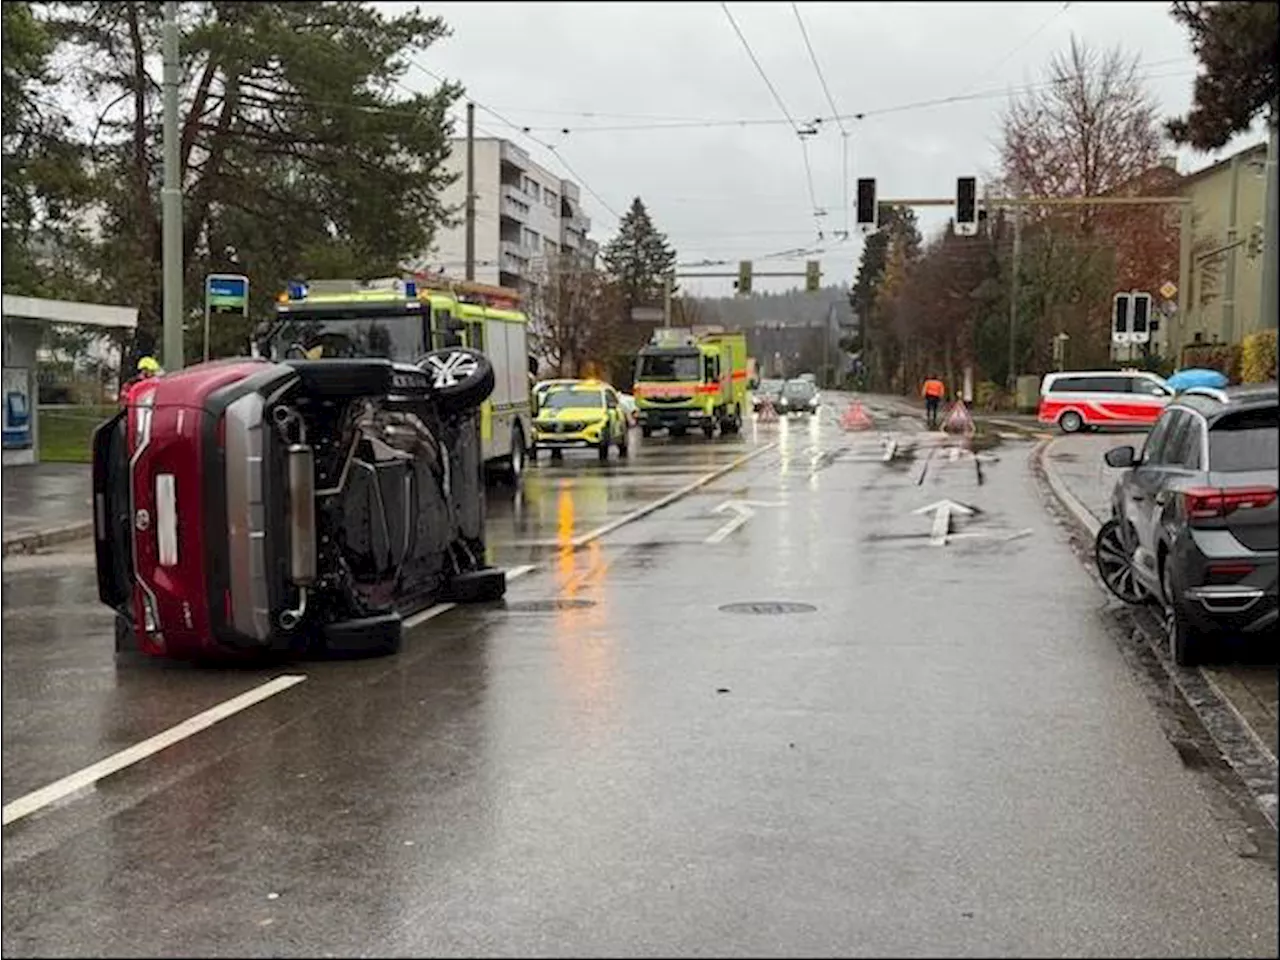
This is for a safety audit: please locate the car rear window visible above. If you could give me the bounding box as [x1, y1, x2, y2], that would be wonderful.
[1208, 406, 1279, 471]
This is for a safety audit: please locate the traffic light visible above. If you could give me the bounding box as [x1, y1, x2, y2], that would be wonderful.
[1246, 223, 1263, 259]
[1112, 292, 1131, 343]
[1131, 292, 1151, 342]
[805, 260, 821, 293]
[956, 177, 978, 235]
[855, 178, 877, 231]
[736, 260, 752, 295]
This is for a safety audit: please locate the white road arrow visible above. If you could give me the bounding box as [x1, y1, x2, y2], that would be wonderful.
[912, 498, 976, 546]
[705, 499, 783, 544]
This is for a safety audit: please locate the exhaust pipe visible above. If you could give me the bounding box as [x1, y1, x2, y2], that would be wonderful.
[287, 443, 317, 586]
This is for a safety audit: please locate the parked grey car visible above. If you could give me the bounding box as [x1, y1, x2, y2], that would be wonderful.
[1094, 384, 1277, 666]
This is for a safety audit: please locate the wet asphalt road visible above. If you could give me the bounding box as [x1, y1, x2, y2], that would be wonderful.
[3, 397, 1277, 958]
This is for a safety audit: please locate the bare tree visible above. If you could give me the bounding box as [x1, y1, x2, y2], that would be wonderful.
[526, 255, 624, 378]
[1000, 37, 1163, 206]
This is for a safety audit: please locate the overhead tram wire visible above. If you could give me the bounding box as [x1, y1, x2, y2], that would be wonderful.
[489, 59, 1193, 136]
[407, 60, 622, 225]
[791, 1, 851, 238]
[720, 1, 825, 237]
[956, 1, 1072, 98]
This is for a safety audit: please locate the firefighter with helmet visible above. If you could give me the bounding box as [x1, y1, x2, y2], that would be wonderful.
[121, 356, 163, 405]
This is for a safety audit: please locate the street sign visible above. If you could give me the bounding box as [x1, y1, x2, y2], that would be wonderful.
[1159, 281, 1177, 301]
[206, 274, 249, 315]
[203, 273, 250, 363]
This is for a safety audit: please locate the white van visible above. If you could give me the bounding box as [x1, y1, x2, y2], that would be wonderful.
[1037, 369, 1173, 433]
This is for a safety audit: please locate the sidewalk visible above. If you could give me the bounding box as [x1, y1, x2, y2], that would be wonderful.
[1039, 430, 1279, 769]
[2, 463, 95, 554]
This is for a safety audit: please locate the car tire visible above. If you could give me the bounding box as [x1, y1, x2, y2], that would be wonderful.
[1162, 561, 1204, 667]
[444, 567, 507, 604]
[499, 425, 526, 484]
[641, 425, 653, 438]
[701, 421, 715, 439]
[1058, 410, 1084, 434]
[1094, 518, 1150, 605]
[418, 348, 496, 416]
[286, 358, 395, 398]
[320, 613, 403, 658]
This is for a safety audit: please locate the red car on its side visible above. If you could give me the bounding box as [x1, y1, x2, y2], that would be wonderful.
[93, 349, 505, 661]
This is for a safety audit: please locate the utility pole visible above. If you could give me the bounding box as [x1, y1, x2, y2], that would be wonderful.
[663, 273, 673, 327]
[464, 102, 476, 281]
[161, 1, 183, 371]
[1007, 196, 1022, 393]
[1222, 153, 1241, 342]
[1262, 105, 1279, 330]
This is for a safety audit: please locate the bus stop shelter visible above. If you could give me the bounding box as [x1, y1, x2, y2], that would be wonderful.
[2, 294, 137, 466]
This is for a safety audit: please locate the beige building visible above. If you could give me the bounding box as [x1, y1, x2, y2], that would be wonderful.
[422, 138, 598, 293]
[1180, 141, 1268, 348]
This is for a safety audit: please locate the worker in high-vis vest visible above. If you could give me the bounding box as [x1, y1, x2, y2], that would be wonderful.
[921, 376, 946, 431]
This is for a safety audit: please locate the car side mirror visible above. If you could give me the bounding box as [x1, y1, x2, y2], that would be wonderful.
[1104, 445, 1137, 469]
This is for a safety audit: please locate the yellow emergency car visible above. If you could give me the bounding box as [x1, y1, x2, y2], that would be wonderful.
[531, 380, 630, 462]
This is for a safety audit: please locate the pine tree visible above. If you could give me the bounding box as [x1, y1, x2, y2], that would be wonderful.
[1167, 1, 1278, 150]
[601, 197, 678, 325]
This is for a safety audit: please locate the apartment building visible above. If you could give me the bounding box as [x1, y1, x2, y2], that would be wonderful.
[425, 138, 599, 292]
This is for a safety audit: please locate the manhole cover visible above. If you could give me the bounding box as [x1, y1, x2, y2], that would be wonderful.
[504, 599, 597, 612]
[719, 601, 817, 615]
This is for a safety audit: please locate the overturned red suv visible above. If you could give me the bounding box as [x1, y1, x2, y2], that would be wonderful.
[93, 349, 505, 660]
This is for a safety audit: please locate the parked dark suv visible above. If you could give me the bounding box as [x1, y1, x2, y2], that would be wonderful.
[1094, 384, 1277, 666]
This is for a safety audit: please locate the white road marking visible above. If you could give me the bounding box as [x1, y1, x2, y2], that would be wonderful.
[570, 442, 779, 548]
[704, 499, 784, 544]
[1, 674, 307, 827]
[402, 564, 537, 629]
[912, 499, 976, 546]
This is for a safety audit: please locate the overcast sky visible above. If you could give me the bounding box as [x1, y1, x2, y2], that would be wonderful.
[385, 1, 1266, 297]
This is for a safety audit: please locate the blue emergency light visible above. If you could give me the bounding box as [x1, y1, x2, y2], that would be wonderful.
[287, 280, 308, 300]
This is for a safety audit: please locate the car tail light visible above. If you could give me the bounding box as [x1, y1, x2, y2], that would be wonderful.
[1206, 562, 1255, 585]
[1182, 486, 1278, 520]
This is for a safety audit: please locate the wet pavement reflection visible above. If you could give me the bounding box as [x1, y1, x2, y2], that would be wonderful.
[3, 398, 1276, 958]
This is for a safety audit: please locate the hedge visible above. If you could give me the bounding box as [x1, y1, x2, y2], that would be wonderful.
[1240, 330, 1278, 384]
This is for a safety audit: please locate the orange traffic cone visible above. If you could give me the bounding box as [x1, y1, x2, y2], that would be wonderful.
[840, 401, 875, 431]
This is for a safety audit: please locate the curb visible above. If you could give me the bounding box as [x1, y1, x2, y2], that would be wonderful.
[1036, 436, 1278, 834]
[1037, 435, 1103, 538]
[2, 521, 95, 556]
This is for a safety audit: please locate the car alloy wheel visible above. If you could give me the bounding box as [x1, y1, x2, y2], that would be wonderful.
[424, 350, 479, 389]
[1161, 561, 1201, 667]
[1059, 410, 1084, 433]
[1094, 518, 1148, 604]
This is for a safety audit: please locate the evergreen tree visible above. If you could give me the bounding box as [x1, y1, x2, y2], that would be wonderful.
[601, 197, 678, 325]
[1167, 1, 1278, 150]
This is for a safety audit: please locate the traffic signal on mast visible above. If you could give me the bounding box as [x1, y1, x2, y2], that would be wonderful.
[956, 177, 978, 235]
[1246, 223, 1263, 259]
[735, 260, 753, 295]
[805, 260, 821, 293]
[855, 178, 877, 231]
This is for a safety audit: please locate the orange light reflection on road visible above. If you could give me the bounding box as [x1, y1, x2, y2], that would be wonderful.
[553, 482, 617, 746]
